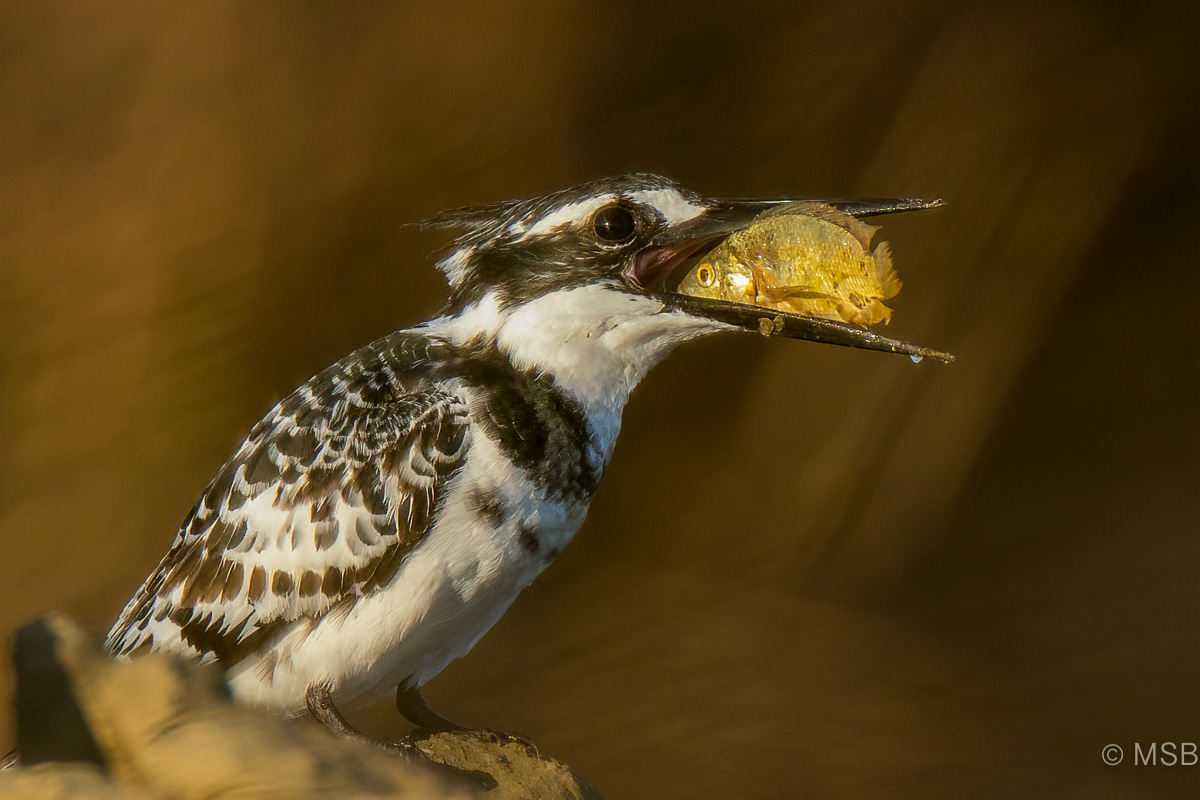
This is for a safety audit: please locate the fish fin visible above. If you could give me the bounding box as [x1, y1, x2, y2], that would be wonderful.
[839, 214, 880, 250]
[759, 200, 834, 219]
[862, 299, 895, 326]
[761, 201, 879, 249]
[873, 240, 903, 299]
[773, 286, 837, 301]
[780, 301, 843, 323]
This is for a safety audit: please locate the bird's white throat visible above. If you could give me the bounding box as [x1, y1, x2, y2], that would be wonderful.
[431, 285, 724, 443]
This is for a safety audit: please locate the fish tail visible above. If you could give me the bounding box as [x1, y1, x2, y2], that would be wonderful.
[873, 240, 903, 298]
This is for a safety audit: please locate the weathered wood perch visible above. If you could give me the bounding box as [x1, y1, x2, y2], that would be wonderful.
[0, 615, 601, 799]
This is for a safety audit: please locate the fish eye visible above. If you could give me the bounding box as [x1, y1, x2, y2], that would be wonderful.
[696, 266, 716, 287]
[592, 205, 636, 243]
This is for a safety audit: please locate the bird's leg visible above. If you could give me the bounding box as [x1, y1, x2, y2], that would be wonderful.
[305, 683, 415, 754]
[395, 681, 463, 732]
[397, 681, 536, 751]
[307, 684, 497, 789]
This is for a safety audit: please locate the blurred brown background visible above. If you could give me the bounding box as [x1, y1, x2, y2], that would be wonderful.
[1, 1, 1197, 797]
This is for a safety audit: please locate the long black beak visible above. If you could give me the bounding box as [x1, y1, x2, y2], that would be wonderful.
[635, 196, 954, 363]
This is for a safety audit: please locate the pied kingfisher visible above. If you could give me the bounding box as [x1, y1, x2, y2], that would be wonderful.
[105, 174, 943, 738]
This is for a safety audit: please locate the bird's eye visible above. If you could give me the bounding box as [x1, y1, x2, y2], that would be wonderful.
[592, 205, 636, 243]
[697, 266, 715, 287]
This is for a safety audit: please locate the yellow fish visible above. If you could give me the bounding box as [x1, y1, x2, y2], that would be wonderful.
[677, 202, 902, 327]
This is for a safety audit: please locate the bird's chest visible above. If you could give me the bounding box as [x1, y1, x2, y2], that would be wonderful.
[393, 376, 616, 648]
[460, 370, 613, 506]
[450, 419, 597, 581]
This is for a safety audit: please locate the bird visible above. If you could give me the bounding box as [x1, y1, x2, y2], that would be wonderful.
[103, 173, 945, 743]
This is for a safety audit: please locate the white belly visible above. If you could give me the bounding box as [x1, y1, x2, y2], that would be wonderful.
[225, 430, 587, 714]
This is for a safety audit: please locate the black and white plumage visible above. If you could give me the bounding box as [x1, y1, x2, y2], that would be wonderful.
[106, 174, 941, 721]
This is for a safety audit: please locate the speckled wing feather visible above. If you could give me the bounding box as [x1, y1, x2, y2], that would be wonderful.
[106, 349, 470, 666]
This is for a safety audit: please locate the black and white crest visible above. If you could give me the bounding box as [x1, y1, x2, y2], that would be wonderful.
[426, 173, 712, 311]
[425, 173, 709, 251]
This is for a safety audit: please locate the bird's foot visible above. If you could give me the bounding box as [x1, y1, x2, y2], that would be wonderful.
[306, 685, 496, 789]
[474, 728, 540, 756]
[394, 682, 539, 757]
[392, 735, 500, 790]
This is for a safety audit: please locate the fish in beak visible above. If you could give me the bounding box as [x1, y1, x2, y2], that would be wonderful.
[631, 196, 954, 363]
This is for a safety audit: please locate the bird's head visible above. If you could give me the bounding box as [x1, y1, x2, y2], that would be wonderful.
[424, 174, 947, 408]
